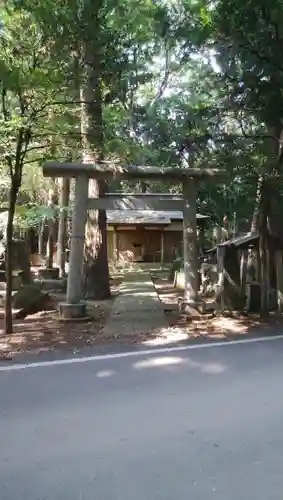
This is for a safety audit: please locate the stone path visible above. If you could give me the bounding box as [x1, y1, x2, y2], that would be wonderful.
[103, 271, 167, 338]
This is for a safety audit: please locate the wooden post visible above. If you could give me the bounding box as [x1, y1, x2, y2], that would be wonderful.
[57, 177, 70, 277]
[117, 230, 120, 263]
[113, 226, 118, 263]
[160, 231, 164, 269]
[66, 175, 89, 305]
[182, 179, 198, 306]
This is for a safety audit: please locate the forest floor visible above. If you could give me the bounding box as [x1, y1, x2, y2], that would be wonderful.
[1, 269, 283, 359]
[0, 277, 122, 359]
[150, 272, 283, 345]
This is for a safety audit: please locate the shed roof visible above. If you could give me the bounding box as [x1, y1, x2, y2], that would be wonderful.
[206, 232, 259, 253]
[106, 210, 208, 225]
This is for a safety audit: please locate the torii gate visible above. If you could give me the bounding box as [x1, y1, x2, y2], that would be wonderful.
[42, 162, 223, 318]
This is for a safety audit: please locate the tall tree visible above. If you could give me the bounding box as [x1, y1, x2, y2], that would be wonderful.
[79, 0, 110, 299]
[0, 3, 65, 332]
[205, 0, 283, 311]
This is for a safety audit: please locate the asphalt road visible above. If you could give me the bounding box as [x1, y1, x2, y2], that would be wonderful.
[1, 338, 283, 499]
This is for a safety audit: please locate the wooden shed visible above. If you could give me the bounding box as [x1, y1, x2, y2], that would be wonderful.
[207, 231, 283, 312]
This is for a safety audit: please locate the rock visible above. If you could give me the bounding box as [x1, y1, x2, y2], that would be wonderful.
[11, 283, 55, 319]
[12, 283, 43, 309]
[36, 278, 67, 291]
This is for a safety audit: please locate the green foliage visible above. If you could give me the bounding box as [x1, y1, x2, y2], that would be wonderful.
[2, 0, 282, 237]
[211, 0, 283, 133]
[15, 204, 57, 229]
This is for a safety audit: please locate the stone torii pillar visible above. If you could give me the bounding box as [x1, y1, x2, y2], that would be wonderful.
[59, 175, 89, 318]
[181, 178, 199, 313]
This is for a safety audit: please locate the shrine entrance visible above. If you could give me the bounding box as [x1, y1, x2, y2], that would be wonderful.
[42, 162, 222, 318]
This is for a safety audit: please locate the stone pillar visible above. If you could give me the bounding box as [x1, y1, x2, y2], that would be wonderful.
[160, 231, 164, 268]
[182, 178, 199, 307]
[61, 175, 89, 318]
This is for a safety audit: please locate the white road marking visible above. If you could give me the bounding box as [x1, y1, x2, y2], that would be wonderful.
[0, 334, 283, 372]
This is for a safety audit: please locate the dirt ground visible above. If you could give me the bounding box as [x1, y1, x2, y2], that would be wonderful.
[150, 273, 283, 345]
[2, 270, 283, 360]
[0, 278, 122, 358]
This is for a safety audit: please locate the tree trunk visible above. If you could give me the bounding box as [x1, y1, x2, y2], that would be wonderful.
[57, 177, 70, 276]
[259, 223, 269, 316]
[251, 174, 264, 233]
[84, 178, 110, 299]
[250, 129, 283, 315]
[240, 250, 248, 294]
[80, 1, 110, 299]
[251, 172, 272, 315]
[46, 185, 58, 269]
[46, 220, 54, 269]
[38, 219, 46, 256]
[4, 183, 18, 334]
[275, 251, 283, 313]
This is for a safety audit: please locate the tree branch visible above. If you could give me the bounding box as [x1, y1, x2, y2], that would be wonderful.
[24, 143, 52, 154]
[22, 154, 68, 166]
[150, 41, 171, 107]
[1, 87, 9, 122]
[1, 87, 13, 177]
